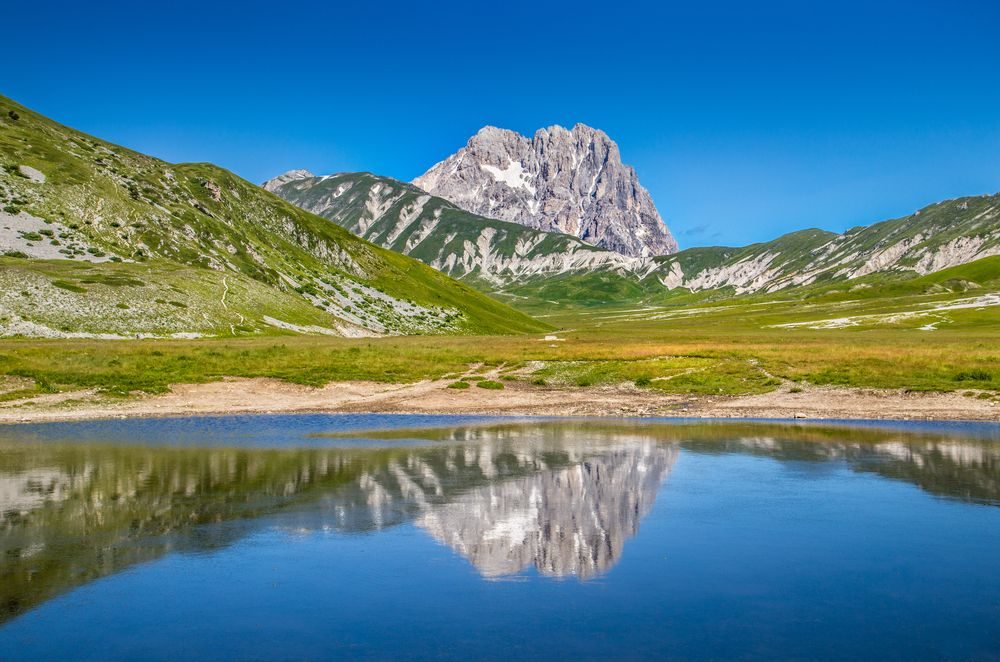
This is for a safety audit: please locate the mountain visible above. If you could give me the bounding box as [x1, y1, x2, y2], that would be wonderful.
[0, 94, 545, 338]
[271, 162, 1000, 305]
[263, 170, 642, 287]
[412, 124, 678, 258]
[500, 196, 1000, 307]
[648, 195, 1000, 296]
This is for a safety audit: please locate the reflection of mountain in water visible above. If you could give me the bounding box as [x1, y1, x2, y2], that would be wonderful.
[301, 435, 677, 578]
[415, 443, 675, 578]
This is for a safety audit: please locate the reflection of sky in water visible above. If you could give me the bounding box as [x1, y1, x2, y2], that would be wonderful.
[1, 416, 999, 659]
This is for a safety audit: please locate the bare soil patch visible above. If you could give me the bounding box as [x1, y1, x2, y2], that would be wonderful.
[0, 377, 996, 424]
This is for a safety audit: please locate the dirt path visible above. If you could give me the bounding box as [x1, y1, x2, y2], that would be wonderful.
[0, 377, 996, 424]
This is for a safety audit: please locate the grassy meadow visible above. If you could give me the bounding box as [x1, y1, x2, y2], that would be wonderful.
[0, 260, 997, 403]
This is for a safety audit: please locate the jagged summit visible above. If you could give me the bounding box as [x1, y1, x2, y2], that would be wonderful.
[413, 123, 678, 258]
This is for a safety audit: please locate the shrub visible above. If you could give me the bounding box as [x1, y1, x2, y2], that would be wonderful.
[634, 376, 651, 387]
[476, 380, 504, 390]
[447, 381, 470, 389]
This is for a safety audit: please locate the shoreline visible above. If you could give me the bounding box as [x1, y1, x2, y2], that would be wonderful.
[0, 377, 997, 425]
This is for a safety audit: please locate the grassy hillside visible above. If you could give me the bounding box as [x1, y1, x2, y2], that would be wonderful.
[0, 257, 347, 338]
[643, 198, 999, 296]
[0, 94, 545, 337]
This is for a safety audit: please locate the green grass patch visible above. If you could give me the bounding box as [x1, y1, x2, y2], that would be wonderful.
[51, 280, 87, 293]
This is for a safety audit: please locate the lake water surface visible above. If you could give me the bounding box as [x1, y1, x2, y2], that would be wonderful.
[1, 415, 999, 660]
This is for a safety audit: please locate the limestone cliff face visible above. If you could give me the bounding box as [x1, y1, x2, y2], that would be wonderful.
[413, 124, 678, 258]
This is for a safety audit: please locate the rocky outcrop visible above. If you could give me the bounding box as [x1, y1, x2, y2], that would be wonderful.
[413, 124, 678, 258]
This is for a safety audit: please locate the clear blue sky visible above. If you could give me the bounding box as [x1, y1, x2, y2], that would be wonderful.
[5, 0, 999, 248]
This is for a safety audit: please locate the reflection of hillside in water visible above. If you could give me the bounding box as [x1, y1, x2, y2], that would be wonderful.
[1, 420, 998, 623]
[684, 434, 1000, 505]
[0, 445, 369, 622]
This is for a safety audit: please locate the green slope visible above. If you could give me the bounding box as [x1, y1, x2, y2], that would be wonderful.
[0, 94, 546, 337]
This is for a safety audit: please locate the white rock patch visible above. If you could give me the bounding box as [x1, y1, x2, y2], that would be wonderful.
[914, 235, 1000, 274]
[0, 211, 110, 262]
[262, 316, 341, 336]
[18, 165, 45, 183]
[772, 293, 1000, 330]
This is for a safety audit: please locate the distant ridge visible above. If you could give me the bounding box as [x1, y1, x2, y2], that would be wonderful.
[269, 162, 1000, 303]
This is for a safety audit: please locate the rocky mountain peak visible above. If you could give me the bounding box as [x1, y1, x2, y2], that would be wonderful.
[413, 124, 677, 257]
[262, 169, 314, 192]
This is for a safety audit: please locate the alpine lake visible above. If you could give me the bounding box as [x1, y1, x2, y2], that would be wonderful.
[1, 414, 998, 660]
